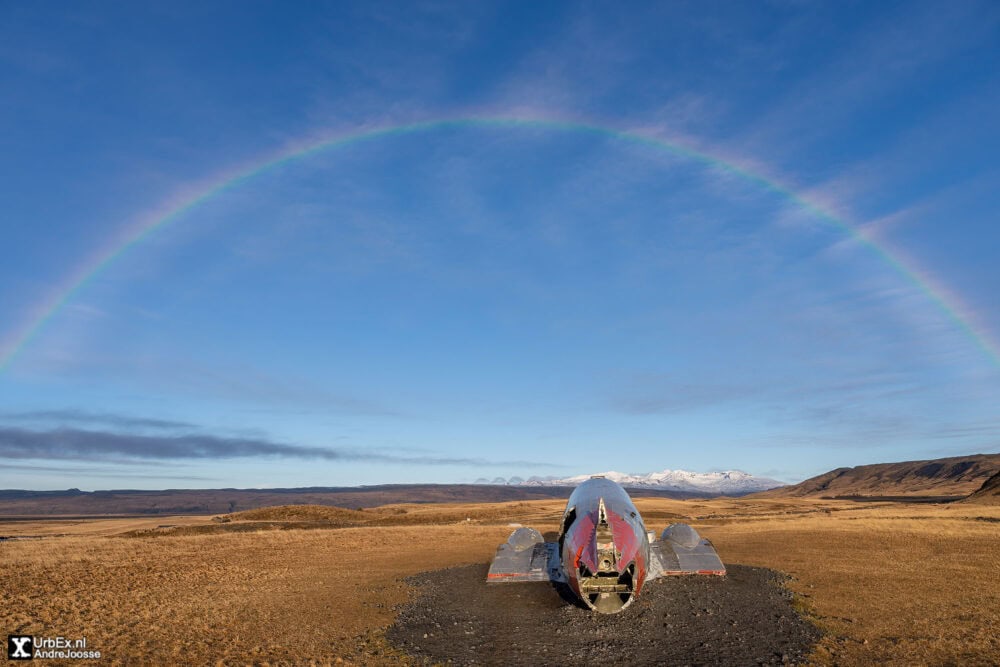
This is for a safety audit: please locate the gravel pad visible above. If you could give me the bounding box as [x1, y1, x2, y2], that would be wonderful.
[387, 563, 821, 666]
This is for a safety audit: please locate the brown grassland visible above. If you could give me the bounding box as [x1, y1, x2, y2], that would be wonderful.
[2, 497, 998, 666]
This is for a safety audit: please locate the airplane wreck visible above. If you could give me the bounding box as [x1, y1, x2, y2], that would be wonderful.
[487, 476, 725, 613]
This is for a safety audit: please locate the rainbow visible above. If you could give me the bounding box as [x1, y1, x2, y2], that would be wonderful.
[2, 116, 998, 371]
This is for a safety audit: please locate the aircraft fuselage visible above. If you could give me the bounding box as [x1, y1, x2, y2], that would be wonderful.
[558, 477, 650, 613]
[486, 475, 725, 613]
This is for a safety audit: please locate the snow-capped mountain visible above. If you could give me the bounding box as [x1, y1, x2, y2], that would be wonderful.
[477, 469, 785, 495]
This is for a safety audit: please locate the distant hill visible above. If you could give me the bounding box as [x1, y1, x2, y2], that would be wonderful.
[0, 483, 706, 517]
[963, 470, 1000, 505]
[753, 453, 1000, 499]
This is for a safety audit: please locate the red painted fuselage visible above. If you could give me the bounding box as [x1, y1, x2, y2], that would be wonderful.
[558, 477, 650, 613]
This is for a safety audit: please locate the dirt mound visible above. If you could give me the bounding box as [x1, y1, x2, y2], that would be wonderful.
[387, 563, 820, 666]
[220, 504, 369, 523]
[754, 453, 1000, 499]
[963, 471, 1000, 505]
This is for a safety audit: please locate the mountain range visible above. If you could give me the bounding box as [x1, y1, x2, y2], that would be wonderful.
[474, 469, 785, 495]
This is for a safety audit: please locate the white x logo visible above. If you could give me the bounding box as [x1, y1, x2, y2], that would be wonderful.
[10, 637, 31, 658]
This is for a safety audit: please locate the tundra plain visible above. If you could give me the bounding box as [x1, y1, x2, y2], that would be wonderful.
[2, 496, 998, 665]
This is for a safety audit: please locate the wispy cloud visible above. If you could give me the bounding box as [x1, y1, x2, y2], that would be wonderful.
[607, 374, 752, 415]
[3, 409, 194, 430]
[761, 396, 1000, 450]
[603, 365, 1000, 454]
[735, 2, 998, 168]
[0, 426, 555, 468]
[2, 462, 216, 481]
[19, 352, 401, 417]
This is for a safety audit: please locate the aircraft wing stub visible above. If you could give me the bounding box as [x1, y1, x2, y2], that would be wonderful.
[487, 532, 566, 583]
[649, 525, 726, 578]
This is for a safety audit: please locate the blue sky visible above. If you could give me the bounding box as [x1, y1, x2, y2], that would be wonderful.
[1, 1, 998, 490]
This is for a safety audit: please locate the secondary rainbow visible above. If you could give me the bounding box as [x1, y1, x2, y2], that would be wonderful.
[2, 116, 997, 371]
